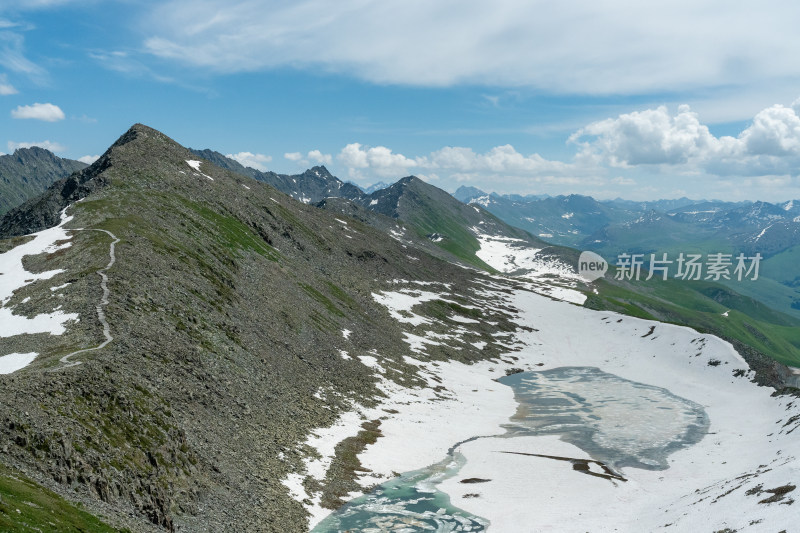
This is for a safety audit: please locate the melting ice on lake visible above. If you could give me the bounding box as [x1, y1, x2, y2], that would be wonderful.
[312, 367, 709, 532]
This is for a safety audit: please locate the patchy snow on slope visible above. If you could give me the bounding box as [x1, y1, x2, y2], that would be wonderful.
[0, 208, 79, 347]
[185, 160, 214, 181]
[473, 232, 587, 304]
[751, 224, 773, 242]
[0, 352, 38, 374]
[285, 408, 369, 527]
[474, 234, 542, 272]
[49, 282, 70, 292]
[358, 355, 385, 373]
[371, 289, 444, 326]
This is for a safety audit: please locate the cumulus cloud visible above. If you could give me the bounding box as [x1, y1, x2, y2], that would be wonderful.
[284, 150, 333, 168]
[430, 145, 572, 174]
[0, 73, 16, 95]
[78, 154, 100, 164]
[226, 151, 272, 171]
[307, 149, 332, 166]
[11, 102, 65, 122]
[8, 140, 66, 152]
[570, 100, 800, 177]
[142, 0, 800, 95]
[330, 141, 590, 185]
[570, 105, 717, 166]
[337, 143, 422, 178]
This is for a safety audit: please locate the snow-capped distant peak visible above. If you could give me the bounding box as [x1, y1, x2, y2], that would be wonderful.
[784, 200, 795, 211]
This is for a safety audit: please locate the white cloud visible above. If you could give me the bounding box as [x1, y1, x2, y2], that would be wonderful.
[0, 73, 16, 95]
[570, 105, 717, 167]
[432, 145, 574, 174]
[337, 143, 422, 178]
[143, 0, 800, 95]
[11, 102, 65, 122]
[570, 100, 800, 177]
[8, 140, 66, 153]
[78, 154, 99, 164]
[89, 49, 177, 84]
[284, 150, 333, 168]
[332, 141, 590, 185]
[226, 151, 272, 171]
[0, 30, 47, 82]
[307, 149, 332, 166]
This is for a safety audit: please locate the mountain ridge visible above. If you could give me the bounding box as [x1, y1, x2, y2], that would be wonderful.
[0, 123, 524, 531]
[0, 146, 87, 217]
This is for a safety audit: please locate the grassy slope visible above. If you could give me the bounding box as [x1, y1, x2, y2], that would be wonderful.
[585, 274, 800, 368]
[404, 202, 494, 270]
[0, 464, 124, 533]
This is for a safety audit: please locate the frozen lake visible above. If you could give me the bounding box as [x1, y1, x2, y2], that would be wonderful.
[312, 366, 709, 531]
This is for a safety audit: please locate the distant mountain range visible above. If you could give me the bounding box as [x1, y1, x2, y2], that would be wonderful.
[0, 147, 87, 216]
[455, 186, 800, 317]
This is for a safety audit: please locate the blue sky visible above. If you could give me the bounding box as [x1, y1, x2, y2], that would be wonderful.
[2, 1, 800, 201]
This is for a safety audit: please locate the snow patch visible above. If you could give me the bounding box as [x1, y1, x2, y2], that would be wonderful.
[473, 233, 586, 305]
[0, 209, 80, 346]
[0, 352, 37, 374]
[185, 160, 214, 180]
[371, 289, 445, 326]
